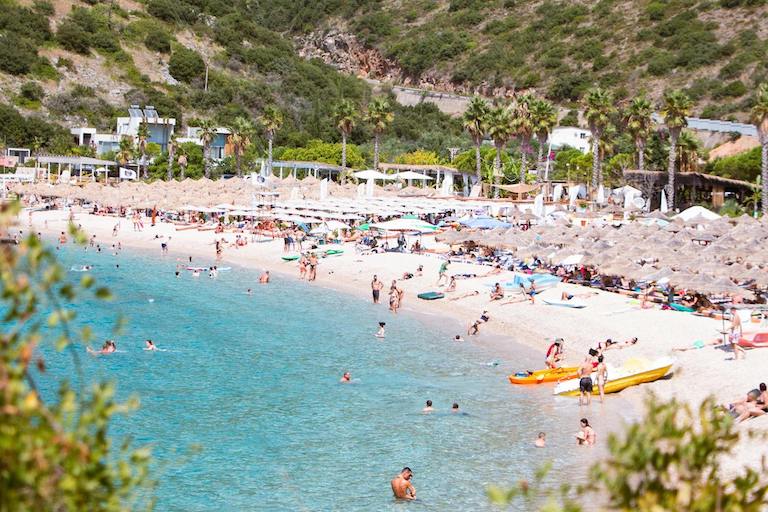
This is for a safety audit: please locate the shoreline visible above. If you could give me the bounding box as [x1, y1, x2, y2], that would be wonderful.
[21, 209, 768, 472]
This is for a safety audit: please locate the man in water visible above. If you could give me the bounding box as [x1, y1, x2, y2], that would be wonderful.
[391, 468, 416, 500]
[259, 271, 270, 284]
[371, 275, 383, 304]
[534, 432, 546, 448]
[578, 351, 596, 406]
[144, 340, 158, 351]
[422, 400, 434, 413]
[451, 402, 460, 412]
[596, 355, 608, 403]
[340, 372, 351, 383]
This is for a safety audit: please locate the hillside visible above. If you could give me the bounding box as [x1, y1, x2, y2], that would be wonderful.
[297, 0, 768, 119]
[0, 0, 766, 158]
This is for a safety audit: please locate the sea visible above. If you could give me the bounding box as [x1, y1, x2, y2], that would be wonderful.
[28, 242, 632, 511]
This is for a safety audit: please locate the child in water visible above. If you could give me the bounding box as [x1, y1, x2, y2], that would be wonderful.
[375, 322, 386, 338]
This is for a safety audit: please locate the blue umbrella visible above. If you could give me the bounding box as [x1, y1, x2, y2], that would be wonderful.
[459, 217, 512, 229]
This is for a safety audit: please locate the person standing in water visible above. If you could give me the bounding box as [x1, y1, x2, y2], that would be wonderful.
[576, 418, 596, 446]
[259, 271, 270, 283]
[596, 355, 608, 403]
[391, 468, 416, 500]
[340, 372, 351, 383]
[371, 275, 383, 304]
[375, 322, 386, 338]
[578, 352, 595, 406]
[422, 400, 434, 413]
[534, 432, 546, 448]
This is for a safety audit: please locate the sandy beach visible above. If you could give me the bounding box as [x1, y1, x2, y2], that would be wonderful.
[23, 208, 768, 471]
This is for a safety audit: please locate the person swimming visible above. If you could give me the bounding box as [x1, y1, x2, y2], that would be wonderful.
[88, 340, 116, 355]
[375, 322, 386, 338]
[422, 400, 434, 413]
[259, 271, 270, 283]
[340, 372, 351, 383]
[144, 340, 158, 351]
[246, 288, 253, 295]
[454, 335, 464, 342]
[451, 402, 460, 413]
[391, 467, 416, 501]
[534, 432, 546, 448]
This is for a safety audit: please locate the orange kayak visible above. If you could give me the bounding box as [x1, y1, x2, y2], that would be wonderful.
[508, 366, 579, 385]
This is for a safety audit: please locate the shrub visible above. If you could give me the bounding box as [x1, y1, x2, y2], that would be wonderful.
[646, 51, 676, 76]
[147, 0, 198, 24]
[145, 29, 171, 53]
[20, 81, 45, 102]
[56, 19, 91, 54]
[389, 30, 471, 76]
[646, 1, 666, 20]
[719, 55, 748, 79]
[714, 80, 748, 98]
[168, 47, 205, 83]
[352, 12, 394, 46]
[92, 30, 120, 53]
[32, 0, 55, 15]
[0, 33, 37, 75]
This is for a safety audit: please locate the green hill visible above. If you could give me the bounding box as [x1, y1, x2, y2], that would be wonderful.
[0, 0, 765, 158]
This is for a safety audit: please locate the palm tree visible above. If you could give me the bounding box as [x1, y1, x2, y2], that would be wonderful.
[260, 106, 283, 178]
[198, 120, 217, 179]
[750, 82, 768, 216]
[116, 136, 133, 169]
[624, 96, 653, 171]
[676, 131, 701, 173]
[136, 122, 150, 179]
[530, 97, 557, 180]
[462, 95, 489, 183]
[228, 117, 254, 178]
[661, 90, 693, 210]
[365, 96, 394, 170]
[583, 87, 616, 191]
[486, 105, 515, 197]
[166, 132, 177, 181]
[512, 94, 535, 182]
[333, 99, 358, 182]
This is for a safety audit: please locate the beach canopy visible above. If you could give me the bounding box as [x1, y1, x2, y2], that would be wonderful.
[369, 218, 438, 232]
[353, 170, 396, 180]
[675, 206, 720, 222]
[395, 171, 434, 181]
[459, 217, 512, 229]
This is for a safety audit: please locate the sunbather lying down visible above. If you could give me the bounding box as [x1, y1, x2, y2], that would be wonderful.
[449, 290, 480, 301]
[671, 339, 720, 352]
[561, 291, 599, 301]
[724, 386, 768, 423]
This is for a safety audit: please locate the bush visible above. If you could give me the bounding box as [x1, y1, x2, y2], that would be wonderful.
[0, 33, 38, 75]
[20, 82, 45, 102]
[168, 47, 205, 83]
[646, 50, 676, 76]
[714, 80, 748, 98]
[389, 30, 471, 76]
[56, 19, 91, 54]
[145, 29, 171, 53]
[92, 30, 120, 53]
[32, 0, 55, 15]
[147, 0, 198, 24]
[709, 145, 760, 181]
[352, 12, 395, 46]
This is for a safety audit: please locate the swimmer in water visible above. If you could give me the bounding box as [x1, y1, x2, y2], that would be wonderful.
[375, 322, 386, 338]
[534, 432, 546, 448]
[422, 400, 434, 413]
[454, 335, 464, 342]
[246, 288, 253, 295]
[451, 402, 460, 413]
[144, 340, 157, 351]
[259, 271, 270, 284]
[88, 340, 116, 355]
[192, 270, 201, 278]
[391, 467, 416, 501]
[340, 372, 351, 383]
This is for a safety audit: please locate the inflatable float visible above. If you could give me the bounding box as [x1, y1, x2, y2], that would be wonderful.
[508, 366, 579, 385]
[417, 291, 445, 300]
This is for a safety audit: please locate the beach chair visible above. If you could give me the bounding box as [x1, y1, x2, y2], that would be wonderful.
[468, 184, 482, 198]
[57, 170, 74, 185]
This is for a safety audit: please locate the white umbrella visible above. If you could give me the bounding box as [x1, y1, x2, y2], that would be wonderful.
[396, 171, 434, 181]
[660, 190, 668, 213]
[369, 218, 437, 232]
[354, 170, 396, 180]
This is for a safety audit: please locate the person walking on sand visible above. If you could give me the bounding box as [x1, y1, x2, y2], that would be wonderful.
[578, 353, 595, 406]
[391, 467, 416, 501]
[298, 254, 308, 280]
[730, 307, 745, 360]
[437, 260, 449, 286]
[308, 253, 318, 281]
[371, 275, 383, 304]
[596, 355, 608, 403]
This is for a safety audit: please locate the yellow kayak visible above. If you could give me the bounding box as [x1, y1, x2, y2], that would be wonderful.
[508, 366, 579, 385]
[553, 358, 674, 396]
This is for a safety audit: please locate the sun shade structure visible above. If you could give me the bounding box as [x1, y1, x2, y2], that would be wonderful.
[395, 171, 434, 181]
[353, 170, 397, 180]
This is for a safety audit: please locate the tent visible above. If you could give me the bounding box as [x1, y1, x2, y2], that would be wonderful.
[675, 205, 721, 222]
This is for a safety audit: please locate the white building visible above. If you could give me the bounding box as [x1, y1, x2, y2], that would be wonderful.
[550, 127, 591, 154]
[116, 105, 175, 152]
[177, 126, 231, 161]
[70, 128, 121, 155]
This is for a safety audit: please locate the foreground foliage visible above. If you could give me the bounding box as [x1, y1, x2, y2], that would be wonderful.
[0, 202, 154, 510]
[489, 395, 768, 511]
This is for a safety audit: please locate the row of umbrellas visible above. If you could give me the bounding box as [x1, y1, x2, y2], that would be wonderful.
[437, 213, 768, 295]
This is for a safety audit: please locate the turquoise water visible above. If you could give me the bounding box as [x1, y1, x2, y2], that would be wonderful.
[31, 243, 622, 511]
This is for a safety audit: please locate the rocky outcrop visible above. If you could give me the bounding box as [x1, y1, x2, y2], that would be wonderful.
[296, 30, 401, 82]
[295, 30, 518, 100]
